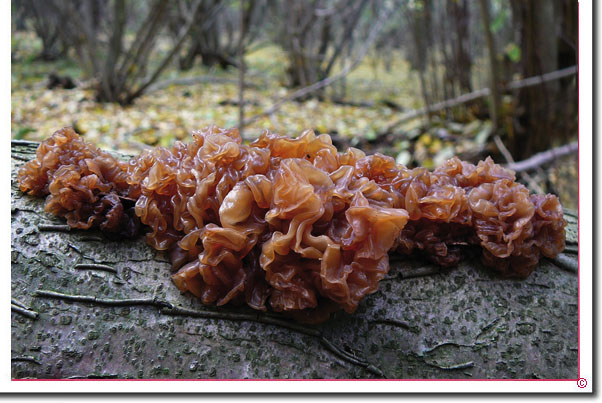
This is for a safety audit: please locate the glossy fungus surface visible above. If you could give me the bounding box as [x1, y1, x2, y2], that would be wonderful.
[18, 126, 566, 319]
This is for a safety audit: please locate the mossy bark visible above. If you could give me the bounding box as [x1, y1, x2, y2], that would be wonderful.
[10, 141, 579, 379]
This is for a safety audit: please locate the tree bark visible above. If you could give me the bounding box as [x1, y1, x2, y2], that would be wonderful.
[11, 142, 579, 379]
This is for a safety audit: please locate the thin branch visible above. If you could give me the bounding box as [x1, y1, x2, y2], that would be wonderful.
[550, 253, 578, 273]
[127, 0, 218, 102]
[11, 356, 41, 365]
[506, 66, 578, 90]
[34, 289, 174, 309]
[11, 139, 40, 146]
[74, 263, 118, 274]
[322, 0, 369, 78]
[389, 261, 441, 279]
[38, 224, 71, 232]
[11, 298, 28, 309]
[67, 374, 119, 379]
[425, 361, 475, 371]
[369, 318, 419, 334]
[494, 135, 544, 194]
[116, 0, 169, 86]
[382, 66, 578, 134]
[11, 304, 39, 320]
[506, 141, 578, 173]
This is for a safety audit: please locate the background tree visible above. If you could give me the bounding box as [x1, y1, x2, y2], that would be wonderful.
[270, 0, 372, 93]
[47, 0, 205, 104]
[13, 0, 69, 61]
[508, 0, 577, 159]
[11, 0, 578, 204]
[169, 0, 266, 71]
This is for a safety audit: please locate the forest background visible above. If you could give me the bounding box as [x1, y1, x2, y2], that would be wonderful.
[11, 0, 578, 208]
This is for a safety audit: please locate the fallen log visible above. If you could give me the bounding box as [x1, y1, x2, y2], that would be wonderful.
[10, 141, 578, 379]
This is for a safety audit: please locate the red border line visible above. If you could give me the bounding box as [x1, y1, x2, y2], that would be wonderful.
[577, 0, 581, 381]
[10, 3, 583, 386]
[12, 379, 579, 382]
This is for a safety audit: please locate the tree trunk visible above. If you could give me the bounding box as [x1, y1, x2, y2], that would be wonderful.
[11, 142, 579, 379]
[509, 0, 576, 160]
[479, 0, 502, 132]
[449, 0, 472, 93]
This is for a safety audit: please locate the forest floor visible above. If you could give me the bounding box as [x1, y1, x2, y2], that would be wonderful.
[10, 31, 578, 209]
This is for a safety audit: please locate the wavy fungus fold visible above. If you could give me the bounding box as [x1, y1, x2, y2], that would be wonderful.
[18, 126, 567, 321]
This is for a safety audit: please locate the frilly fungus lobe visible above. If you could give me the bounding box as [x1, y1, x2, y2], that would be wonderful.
[18, 126, 566, 318]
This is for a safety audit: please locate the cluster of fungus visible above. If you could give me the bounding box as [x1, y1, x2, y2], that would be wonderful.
[18, 126, 566, 320]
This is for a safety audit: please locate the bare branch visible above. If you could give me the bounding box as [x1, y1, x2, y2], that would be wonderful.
[74, 263, 118, 274]
[506, 141, 578, 173]
[382, 66, 578, 134]
[494, 135, 544, 194]
[126, 0, 220, 103]
[116, 0, 170, 86]
[35, 289, 174, 310]
[241, 3, 393, 128]
[38, 224, 71, 232]
[11, 304, 39, 320]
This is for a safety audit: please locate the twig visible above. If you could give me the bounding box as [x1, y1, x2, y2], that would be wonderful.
[11, 298, 27, 309]
[11, 356, 41, 365]
[74, 263, 118, 274]
[494, 135, 544, 194]
[382, 66, 577, 134]
[506, 142, 578, 173]
[34, 289, 174, 309]
[38, 224, 71, 232]
[475, 317, 500, 340]
[11, 154, 32, 162]
[79, 236, 104, 242]
[11, 304, 39, 320]
[506, 66, 578, 90]
[11, 139, 40, 146]
[399, 266, 441, 279]
[126, 0, 216, 102]
[369, 318, 419, 334]
[550, 253, 578, 273]
[66, 374, 119, 379]
[426, 361, 475, 371]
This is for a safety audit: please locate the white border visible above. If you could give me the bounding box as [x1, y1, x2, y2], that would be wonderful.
[2, 0, 594, 394]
